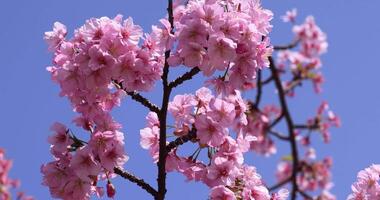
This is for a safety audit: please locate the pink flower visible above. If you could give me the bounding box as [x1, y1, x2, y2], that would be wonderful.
[194, 114, 228, 147]
[140, 126, 160, 161]
[209, 98, 236, 126]
[348, 164, 380, 200]
[271, 189, 289, 200]
[70, 147, 101, 179]
[180, 42, 206, 67]
[98, 142, 128, 171]
[210, 185, 236, 200]
[44, 22, 67, 51]
[48, 122, 73, 156]
[206, 35, 236, 74]
[88, 45, 116, 71]
[207, 160, 239, 187]
[281, 8, 297, 23]
[120, 17, 143, 46]
[140, 126, 159, 150]
[169, 94, 197, 126]
[178, 19, 208, 47]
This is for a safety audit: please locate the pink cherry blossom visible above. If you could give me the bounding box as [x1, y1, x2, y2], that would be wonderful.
[195, 114, 228, 147]
[210, 185, 236, 200]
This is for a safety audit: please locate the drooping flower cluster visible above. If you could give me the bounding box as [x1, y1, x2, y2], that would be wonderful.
[0, 149, 34, 200]
[348, 164, 380, 200]
[41, 122, 128, 199]
[140, 87, 287, 199]
[169, 0, 273, 93]
[277, 15, 328, 94]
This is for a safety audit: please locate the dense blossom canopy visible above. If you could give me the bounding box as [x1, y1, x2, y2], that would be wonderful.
[36, 0, 376, 200]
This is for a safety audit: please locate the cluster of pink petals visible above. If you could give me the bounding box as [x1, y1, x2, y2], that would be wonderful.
[41, 122, 128, 199]
[276, 153, 335, 199]
[277, 15, 328, 94]
[168, 0, 273, 93]
[281, 8, 297, 23]
[0, 149, 34, 200]
[241, 105, 281, 156]
[42, 13, 174, 199]
[45, 15, 164, 126]
[141, 87, 288, 199]
[348, 164, 380, 200]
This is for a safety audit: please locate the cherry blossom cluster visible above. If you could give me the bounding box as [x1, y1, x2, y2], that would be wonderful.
[42, 13, 174, 199]
[276, 152, 335, 198]
[348, 164, 380, 200]
[45, 15, 164, 126]
[140, 87, 288, 199]
[168, 0, 273, 93]
[41, 0, 343, 199]
[0, 149, 34, 200]
[41, 122, 127, 199]
[277, 14, 328, 95]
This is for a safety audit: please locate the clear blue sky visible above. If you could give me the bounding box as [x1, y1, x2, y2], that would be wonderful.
[0, 0, 379, 199]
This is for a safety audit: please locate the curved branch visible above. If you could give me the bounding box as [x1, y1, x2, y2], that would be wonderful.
[169, 67, 201, 89]
[113, 81, 160, 114]
[114, 167, 158, 197]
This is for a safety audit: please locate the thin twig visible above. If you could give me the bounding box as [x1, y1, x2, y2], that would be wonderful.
[262, 75, 274, 85]
[166, 128, 197, 152]
[273, 39, 300, 50]
[268, 129, 290, 141]
[268, 176, 292, 191]
[268, 113, 284, 129]
[113, 81, 160, 114]
[114, 167, 158, 197]
[169, 67, 201, 89]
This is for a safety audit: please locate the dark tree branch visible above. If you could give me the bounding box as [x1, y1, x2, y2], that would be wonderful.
[262, 75, 274, 85]
[294, 124, 319, 130]
[166, 128, 197, 152]
[156, 1, 174, 199]
[268, 129, 290, 141]
[274, 39, 300, 50]
[114, 167, 158, 197]
[298, 189, 313, 200]
[254, 70, 263, 108]
[268, 113, 284, 129]
[269, 56, 300, 200]
[169, 67, 201, 89]
[126, 91, 160, 114]
[113, 81, 160, 114]
[268, 176, 292, 192]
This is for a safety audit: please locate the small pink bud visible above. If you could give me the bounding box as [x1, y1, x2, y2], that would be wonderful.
[107, 182, 116, 198]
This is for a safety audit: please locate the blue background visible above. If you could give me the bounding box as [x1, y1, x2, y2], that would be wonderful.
[0, 0, 379, 199]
